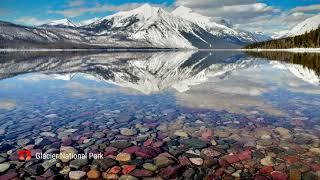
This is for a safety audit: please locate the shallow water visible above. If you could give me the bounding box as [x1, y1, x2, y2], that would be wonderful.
[0, 51, 319, 179]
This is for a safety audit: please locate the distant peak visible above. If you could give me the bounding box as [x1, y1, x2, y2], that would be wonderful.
[133, 3, 159, 12]
[49, 19, 69, 23]
[139, 3, 152, 9]
[121, 3, 164, 19]
[173, 6, 193, 14]
[45, 18, 77, 27]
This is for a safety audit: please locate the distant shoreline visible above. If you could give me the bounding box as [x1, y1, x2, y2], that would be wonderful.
[241, 48, 320, 53]
[0, 48, 319, 53]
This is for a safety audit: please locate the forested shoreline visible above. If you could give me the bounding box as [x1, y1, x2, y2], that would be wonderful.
[246, 28, 320, 49]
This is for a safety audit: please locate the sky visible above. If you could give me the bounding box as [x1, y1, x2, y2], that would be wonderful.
[0, 0, 319, 35]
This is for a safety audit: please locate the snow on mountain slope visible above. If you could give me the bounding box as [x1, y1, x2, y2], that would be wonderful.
[272, 30, 290, 39]
[0, 21, 84, 43]
[0, 4, 270, 49]
[286, 14, 320, 37]
[172, 6, 271, 43]
[83, 4, 253, 49]
[84, 4, 207, 48]
[42, 19, 77, 28]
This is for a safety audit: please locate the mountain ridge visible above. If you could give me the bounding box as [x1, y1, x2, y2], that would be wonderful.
[0, 4, 270, 49]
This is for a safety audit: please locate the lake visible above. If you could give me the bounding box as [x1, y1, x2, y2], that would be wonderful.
[0, 51, 319, 179]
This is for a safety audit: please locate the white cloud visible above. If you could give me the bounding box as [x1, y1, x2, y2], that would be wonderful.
[291, 4, 320, 13]
[49, 3, 165, 18]
[174, 0, 279, 31]
[175, 0, 256, 8]
[16, 17, 55, 26]
[234, 12, 314, 34]
[68, 0, 86, 7]
[175, 0, 319, 35]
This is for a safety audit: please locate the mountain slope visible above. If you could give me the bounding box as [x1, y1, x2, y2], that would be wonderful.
[82, 4, 256, 49]
[172, 6, 271, 43]
[83, 4, 225, 48]
[0, 20, 151, 49]
[0, 4, 269, 49]
[41, 19, 77, 28]
[288, 14, 320, 37]
[245, 27, 320, 49]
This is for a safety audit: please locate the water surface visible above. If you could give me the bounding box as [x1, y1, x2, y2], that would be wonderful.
[0, 51, 319, 179]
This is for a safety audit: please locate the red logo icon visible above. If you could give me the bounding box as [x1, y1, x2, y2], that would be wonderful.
[18, 149, 31, 161]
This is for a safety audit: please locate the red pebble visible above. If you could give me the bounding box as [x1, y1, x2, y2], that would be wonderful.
[311, 164, 320, 171]
[260, 166, 273, 174]
[219, 159, 229, 167]
[143, 139, 153, 147]
[271, 171, 288, 180]
[238, 150, 252, 161]
[122, 165, 136, 174]
[179, 156, 191, 166]
[224, 154, 240, 164]
[152, 141, 164, 148]
[109, 166, 121, 174]
[123, 146, 140, 154]
[283, 156, 299, 164]
[214, 168, 225, 177]
[158, 165, 182, 179]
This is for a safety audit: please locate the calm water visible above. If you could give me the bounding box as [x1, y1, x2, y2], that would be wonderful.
[0, 51, 319, 179]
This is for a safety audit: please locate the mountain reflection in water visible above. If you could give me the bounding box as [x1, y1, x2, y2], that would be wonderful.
[0, 51, 320, 179]
[0, 51, 319, 115]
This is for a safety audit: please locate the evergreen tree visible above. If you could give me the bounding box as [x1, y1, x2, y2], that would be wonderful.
[245, 27, 320, 49]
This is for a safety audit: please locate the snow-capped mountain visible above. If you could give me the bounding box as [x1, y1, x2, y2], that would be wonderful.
[84, 4, 199, 48]
[275, 14, 320, 38]
[172, 6, 271, 43]
[0, 20, 85, 45]
[83, 4, 270, 48]
[288, 14, 320, 37]
[0, 4, 270, 49]
[41, 19, 77, 28]
[83, 4, 250, 49]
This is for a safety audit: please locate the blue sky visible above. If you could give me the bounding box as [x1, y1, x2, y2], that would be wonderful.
[0, 0, 319, 34]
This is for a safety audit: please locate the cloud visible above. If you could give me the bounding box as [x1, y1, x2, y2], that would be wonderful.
[175, 0, 277, 17]
[16, 17, 55, 26]
[202, 3, 279, 18]
[68, 0, 86, 7]
[234, 11, 314, 34]
[48, 3, 163, 18]
[291, 4, 320, 13]
[173, 0, 320, 35]
[175, 0, 256, 8]
[175, 0, 279, 31]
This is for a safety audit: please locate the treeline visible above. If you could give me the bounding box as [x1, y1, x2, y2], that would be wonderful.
[246, 51, 320, 76]
[245, 27, 320, 49]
